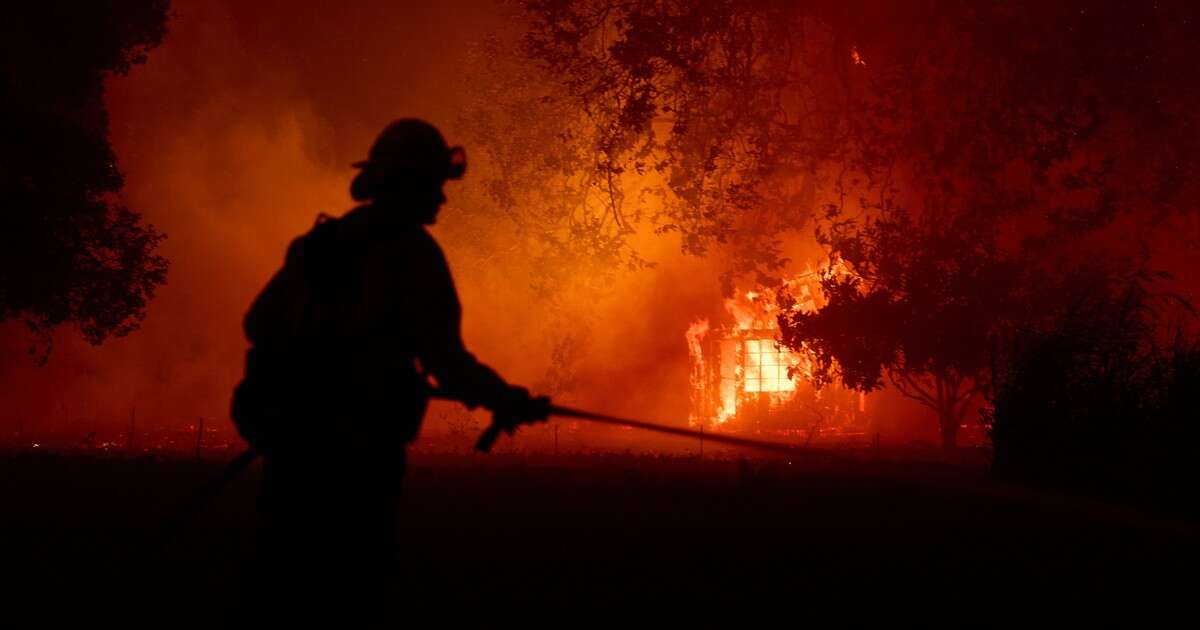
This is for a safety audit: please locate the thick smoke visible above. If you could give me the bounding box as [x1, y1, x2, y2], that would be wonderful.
[2, 0, 1036, 450]
[0, 0, 762, 448]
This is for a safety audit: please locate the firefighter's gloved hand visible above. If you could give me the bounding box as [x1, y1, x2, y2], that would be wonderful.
[491, 386, 551, 435]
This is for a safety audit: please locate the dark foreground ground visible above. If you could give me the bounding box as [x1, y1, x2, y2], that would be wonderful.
[1, 448, 1196, 626]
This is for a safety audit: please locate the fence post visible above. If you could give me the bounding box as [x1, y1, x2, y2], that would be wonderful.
[128, 407, 137, 454]
[195, 416, 205, 459]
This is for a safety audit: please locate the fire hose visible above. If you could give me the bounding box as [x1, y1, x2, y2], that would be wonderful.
[156, 392, 1200, 553]
[476, 402, 803, 454]
[160, 393, 806, 542]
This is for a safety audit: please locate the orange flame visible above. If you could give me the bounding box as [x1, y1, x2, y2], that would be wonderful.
[687, 278, 818, 427]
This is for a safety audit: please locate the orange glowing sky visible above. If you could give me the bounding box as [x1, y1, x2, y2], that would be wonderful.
[8, 0, 1193, 450]
[0, 0, 755, 446]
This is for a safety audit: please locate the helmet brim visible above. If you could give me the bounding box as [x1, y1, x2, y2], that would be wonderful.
[351, 145, 466, 180]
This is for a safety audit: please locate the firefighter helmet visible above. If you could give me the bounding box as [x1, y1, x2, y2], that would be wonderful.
[352, 119, 466, 180]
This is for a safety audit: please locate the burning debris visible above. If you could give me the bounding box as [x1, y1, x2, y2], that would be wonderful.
[687, 274, 867, 436]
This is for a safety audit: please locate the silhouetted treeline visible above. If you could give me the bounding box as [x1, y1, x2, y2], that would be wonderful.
[986, 273, 1200, 513]
[1, 2, 170, 360]
[512, 0, 1200, 448]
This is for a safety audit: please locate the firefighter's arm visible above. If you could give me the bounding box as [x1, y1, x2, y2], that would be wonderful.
[405, 238, 549, 431]
[414, 307, 549, 451]
[414, 301, 548, 408]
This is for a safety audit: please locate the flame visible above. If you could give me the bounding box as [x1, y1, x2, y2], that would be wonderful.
[686, 318, 711, 422]
[685, 319, 709, 360]
[687, 279, 814, 426]
[742, 338, 798, 393]
[851, 46, 866, 66]
[685, 264, 870, 435]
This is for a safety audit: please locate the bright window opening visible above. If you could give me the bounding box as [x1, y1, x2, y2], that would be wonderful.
[743, 339, 797, 393]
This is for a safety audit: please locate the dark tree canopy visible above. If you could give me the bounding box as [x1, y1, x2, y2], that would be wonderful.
[513, 0, 1200, 446]
[985, 269, 1200, 510]
[777, 0, 1200, 446]
[518, 0, 1198, 273]
[778, 205, 1026, 447]
[1, 1, 170, 359]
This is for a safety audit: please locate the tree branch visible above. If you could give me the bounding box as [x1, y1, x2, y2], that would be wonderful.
[889, 370, 938, 410]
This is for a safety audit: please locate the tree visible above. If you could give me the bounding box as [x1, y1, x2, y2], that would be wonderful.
[778, 207, 1023, 448]
[453, 34, 653, 299]
[517, 0, 1199, 270]
[1, 2, 171, 361]
[519, 0, 833, 289]
[779, 0, 1200, 447]
[984, 268, 1199, 510]
[513, 0, 1200, 445]
[450, 31, 670, 399]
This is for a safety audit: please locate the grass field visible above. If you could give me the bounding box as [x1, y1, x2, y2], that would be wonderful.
[1, 448, 1195, 625]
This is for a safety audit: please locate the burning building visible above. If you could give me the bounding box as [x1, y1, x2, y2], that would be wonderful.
[686, 275, 867, 437]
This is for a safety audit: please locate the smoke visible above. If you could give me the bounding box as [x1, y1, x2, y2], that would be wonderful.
[1, 0, 509, 440]
[0, 0, 742, 448]
[0, 0, 1020, 449]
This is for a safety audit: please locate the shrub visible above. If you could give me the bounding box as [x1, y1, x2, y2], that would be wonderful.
[985, 275, 1200, 513]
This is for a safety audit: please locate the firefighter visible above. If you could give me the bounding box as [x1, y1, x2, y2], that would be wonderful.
[232, 118, 549, 614]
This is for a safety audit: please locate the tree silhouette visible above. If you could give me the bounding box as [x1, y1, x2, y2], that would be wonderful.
[1, 2, 170, 361]
[515, 0, 1200, 446]
[985, 268, 1199, 511]
[516, 0, 1199, 271]
[778, 207, 1023, 448]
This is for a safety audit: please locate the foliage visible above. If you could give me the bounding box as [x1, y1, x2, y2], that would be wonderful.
[772, 0, 1198, 446]
[985, 270, 1199, 512]
[777, 204, 1024, 446]
[516, 1, 1198, 280]
[519, 0, 831, 288]
[453, 34, 653, 301]
[0, 1, 171, 361]
[452, 33, 656, 397]
[487, 1, 1199, 440]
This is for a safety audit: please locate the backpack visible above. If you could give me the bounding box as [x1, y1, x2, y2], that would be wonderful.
[231, 214, 353, 450]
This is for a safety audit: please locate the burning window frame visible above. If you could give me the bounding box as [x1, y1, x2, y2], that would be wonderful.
[687, 278, 867, 435]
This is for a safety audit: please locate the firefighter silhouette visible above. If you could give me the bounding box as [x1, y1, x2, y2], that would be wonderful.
[232, 119, 549, 613]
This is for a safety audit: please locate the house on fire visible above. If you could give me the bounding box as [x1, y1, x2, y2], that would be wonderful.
[686, 277, 867, 435]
